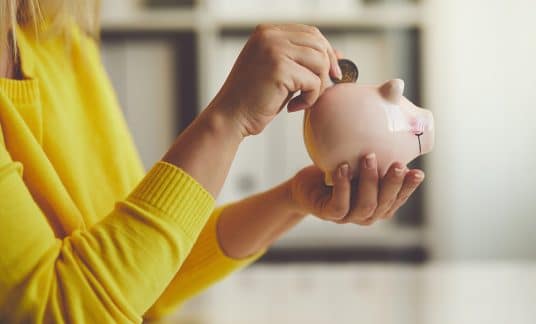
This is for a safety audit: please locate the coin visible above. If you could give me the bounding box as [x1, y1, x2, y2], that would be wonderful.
[331, 58, 359, 84]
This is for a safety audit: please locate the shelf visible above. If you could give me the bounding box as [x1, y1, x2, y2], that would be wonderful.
[215, 3, 423, 30]
[273, 216, 424, 249]
[100, 3, 422, 33]
[101, 8, 199, 33]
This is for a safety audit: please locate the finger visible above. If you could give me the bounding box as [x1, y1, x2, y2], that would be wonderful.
[288, 31, 329, 54]
[278, 92, 295, 113]
[275, 23, 322, 34]
[322, 163, 352, 221]
[286, 61, 322, 111]
[284, 27, 341, 79]
[385, 169, 425, 218]
[319, 35, 342, 80]
[334, 48, 344, 59]
[268, 24, 328, 57]
[287, 44, 330, 86]
[287, 32, 332, 86]
[374, 162, 407, 219]
[345, 153, 379, 224]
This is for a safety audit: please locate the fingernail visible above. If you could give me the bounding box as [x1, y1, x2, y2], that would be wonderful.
[392, 162, 405, 176]
[413, 171, 425, 181]
[365, 153, 376, 169]
[339, 163, 349, 178]
[336, 64, 343, 79]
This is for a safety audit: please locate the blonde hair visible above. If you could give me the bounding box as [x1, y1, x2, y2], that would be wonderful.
[0, 0, 100, 57]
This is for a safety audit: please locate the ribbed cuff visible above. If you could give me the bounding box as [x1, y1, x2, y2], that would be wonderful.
[127, 161, 215, 240]
[0, 78, 40, 105]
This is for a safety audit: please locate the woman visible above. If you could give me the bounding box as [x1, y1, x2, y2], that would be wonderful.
[0, 1, 424, 323]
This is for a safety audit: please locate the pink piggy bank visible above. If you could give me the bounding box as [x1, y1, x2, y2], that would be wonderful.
[303, 79, 434, 185]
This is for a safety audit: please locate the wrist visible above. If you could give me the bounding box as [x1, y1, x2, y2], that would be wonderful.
[280, 180, 308, 218]
[206, 91, 253, 138]
[202, 102, 247, 143]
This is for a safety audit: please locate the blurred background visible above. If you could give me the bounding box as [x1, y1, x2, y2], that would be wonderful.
[99, 0, 536, 323]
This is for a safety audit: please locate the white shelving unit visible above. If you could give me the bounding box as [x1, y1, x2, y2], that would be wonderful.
[100, 0, 426, 251]
[101, 2, 422, 30]
[100, 1, 423, 107]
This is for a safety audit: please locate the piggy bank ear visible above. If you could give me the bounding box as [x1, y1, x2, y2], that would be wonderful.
[379, 79, 405, 104]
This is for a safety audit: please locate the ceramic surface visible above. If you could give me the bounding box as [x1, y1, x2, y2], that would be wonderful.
[304, 79, 434, 184]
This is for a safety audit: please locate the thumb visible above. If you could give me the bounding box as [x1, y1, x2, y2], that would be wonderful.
[324, 163, 352, 220]
[287, 96, 309, 112]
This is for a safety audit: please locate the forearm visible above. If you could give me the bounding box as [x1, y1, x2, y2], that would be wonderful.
[217, 180, 307, 259]
[162, 104, 244, 197]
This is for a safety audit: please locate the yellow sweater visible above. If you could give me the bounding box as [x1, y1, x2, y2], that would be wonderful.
[0, 24, 258, 323]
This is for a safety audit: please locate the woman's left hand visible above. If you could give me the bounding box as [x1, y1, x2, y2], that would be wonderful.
[289, 153, 424, 225]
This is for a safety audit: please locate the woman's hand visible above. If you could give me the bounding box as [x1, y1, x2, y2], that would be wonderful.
[211, 24, 342, 137]
[289, 154, 425, 225]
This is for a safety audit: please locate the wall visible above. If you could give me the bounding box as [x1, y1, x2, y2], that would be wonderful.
[423, 0, 536, 260]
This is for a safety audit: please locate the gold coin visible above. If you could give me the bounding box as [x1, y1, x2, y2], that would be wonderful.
[331, 59, 359, 84]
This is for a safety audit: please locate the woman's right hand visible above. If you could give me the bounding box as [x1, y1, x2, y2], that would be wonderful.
[289, 155, 425, 225]
[210, 24, 342, 137]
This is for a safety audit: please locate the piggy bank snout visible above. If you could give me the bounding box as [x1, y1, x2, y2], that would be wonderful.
[420, 110, 435, 155]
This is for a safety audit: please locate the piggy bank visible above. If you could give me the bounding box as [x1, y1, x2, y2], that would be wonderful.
[303, 79, 434, 185]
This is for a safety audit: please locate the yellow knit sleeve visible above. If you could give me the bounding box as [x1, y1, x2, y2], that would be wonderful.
[0, 125, 215, 324]
[144, 205, 265, 320]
